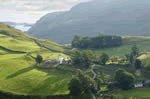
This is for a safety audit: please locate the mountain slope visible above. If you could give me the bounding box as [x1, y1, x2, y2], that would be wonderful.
[0, 22, 67, 53]
[0, 23, 73, 95]
[27, 0, 150, 44]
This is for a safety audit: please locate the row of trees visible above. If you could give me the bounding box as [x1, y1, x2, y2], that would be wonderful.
[72, 34, 122, 49]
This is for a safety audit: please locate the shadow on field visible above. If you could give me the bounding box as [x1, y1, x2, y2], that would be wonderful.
[0, 90, 91, 99]
[28, 75, 69, 95]
[6, 64, 36, 79]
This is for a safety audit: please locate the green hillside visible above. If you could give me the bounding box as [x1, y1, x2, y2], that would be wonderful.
[0, 23, 72, 95]
[1, 22, 150, 98]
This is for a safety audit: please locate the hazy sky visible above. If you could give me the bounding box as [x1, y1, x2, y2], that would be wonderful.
[0, 0, 92, 24]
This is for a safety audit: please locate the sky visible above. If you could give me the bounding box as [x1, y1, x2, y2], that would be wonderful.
[0, 0, 92, 24]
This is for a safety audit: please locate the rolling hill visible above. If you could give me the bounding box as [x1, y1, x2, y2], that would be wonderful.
[0, 23, 73, 95]
[27, 0, 150, 44]
[2, 22, 150, 98]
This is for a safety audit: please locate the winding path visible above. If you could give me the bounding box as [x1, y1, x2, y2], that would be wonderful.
[90, 64, 103, 99]
[88, 64, 97, 99]
[91, 64, 96, 79]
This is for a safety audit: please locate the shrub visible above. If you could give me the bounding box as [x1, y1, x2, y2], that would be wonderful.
[68, 77, 82, 96]
[119, 72, 135, 90]
[115, 68, 126, 81]
[35, 55, 43, 64]
[99, 53, 109, 65]
[68, 69, 96, 95]
[135, 59, 142, 69]
[115, 68, 135, 90]
[71, 50, 90, 68]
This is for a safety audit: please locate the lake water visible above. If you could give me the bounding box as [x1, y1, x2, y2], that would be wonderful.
[11, 25, 31, 32]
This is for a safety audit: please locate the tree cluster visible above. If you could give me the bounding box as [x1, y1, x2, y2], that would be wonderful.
[70, 50, 91, 68]
[68, 70, 96, 96]
[125, 45, 143, 69]
[99, 53, 109, 65]
[114, 68, 135, 90]
[72, 35, 122, 49]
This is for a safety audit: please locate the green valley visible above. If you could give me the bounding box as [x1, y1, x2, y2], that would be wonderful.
[1, 22, 150, 99]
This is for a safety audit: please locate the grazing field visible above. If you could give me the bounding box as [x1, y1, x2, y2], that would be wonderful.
[0, 23, 73, 95]
[0, 35, 41, 52]
[0, 53, 72, 95]
[112, 88, 150, 97]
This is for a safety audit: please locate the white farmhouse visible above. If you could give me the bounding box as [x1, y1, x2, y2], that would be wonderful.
[56, 57, 72, 65]
[56, 57, 65, 64]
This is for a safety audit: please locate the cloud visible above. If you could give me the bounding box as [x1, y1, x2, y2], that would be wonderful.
[0, 0, 92, 23]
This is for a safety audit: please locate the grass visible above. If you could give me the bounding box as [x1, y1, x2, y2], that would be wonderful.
[0, 23, 74, 95]
[0, 23, 67, 53]
[0, 49, 7, 55]
[1, 22, 150, 97]
[0, 35, 41, 52]
[112, 88, 150, 96]
[0, 53, 72, 95]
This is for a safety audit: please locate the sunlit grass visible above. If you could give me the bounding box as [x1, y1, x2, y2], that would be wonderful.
[0, 36, 41, 52]
[0, 54, 72, 95]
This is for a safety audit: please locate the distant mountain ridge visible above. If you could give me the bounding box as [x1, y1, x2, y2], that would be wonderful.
[27, 0, 150, 44]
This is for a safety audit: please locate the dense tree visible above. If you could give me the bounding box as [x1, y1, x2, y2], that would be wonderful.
[68, 70, 96, 95]
[115, 68, 135, 90]
[71, 35, 122, 49]
[135, 59, 142, 69]
[131, 45, 139, 57]
[70, 50, 81, 65]
[68, 77, 82, 96]
[71, 50, 90, 68]
[99, 53, 109, 65]
[129, 53, 136, 65]
[125, 54, 130, 62]
[119, 72, 135, 90]
[86, 50, 96, 63]
[35, 55, 43, 64]
[115, 68, 126, 81]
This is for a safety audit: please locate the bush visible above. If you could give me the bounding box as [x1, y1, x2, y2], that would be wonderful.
[119, 72, 135, 90]
[135, 59, 142, 69]
[68, 77, 82, 96]
[71, 50, 90, 68]
[131, 45, 139, 57]
[115, 68, 126, 81]
[35, 55, 43, 64]
[68, 70, 96, 95]
[115, 68, 135, 90]
[99, 53, 109, 65]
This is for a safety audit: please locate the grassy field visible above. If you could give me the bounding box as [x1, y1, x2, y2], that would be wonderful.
[112, 88, 150, 97]
[0, 53, 72, 96]
[1, 22, 150, 97]
[0, 35, 41, 52]
[0, 23, 74, 95]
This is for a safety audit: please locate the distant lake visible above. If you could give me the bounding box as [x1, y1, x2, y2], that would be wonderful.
[11, 25, 31, 32]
